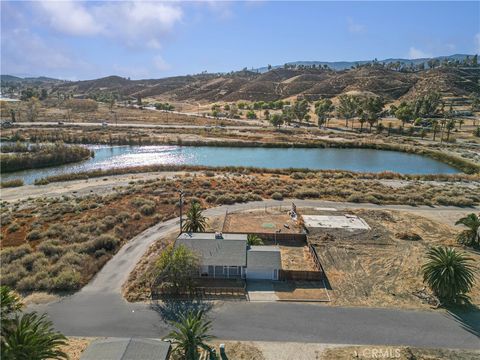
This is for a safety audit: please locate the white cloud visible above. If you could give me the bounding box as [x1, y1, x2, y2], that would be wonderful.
[38, 1, 103, 36]
[37, 1, 183, 49]
[153, 55, 170, 72]
[475, 33, 480, 53]
[347, 17, 365, 33]
[1, 27, 88, 76]
[408, 47, 432, 59]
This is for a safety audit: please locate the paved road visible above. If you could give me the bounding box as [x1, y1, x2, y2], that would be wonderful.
[15, 121, 264, 130]
[30, 200, 480, 349]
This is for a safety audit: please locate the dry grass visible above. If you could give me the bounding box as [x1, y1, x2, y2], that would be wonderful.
[320, 345, 480, 360]
[310, 209, 480, 309]
[58, 337, 93, 360]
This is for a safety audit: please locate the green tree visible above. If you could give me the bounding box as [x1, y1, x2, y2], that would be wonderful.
[269, 114, 284, 128]
[395, 102, 414, 127]
[155, 245, 199, 294]
[432, 120, 440, 141]
[315, 98, 334, 128]
[445, 119, 455, 141]
[1, 286, 23, 340]
[183, 202, 207, 233]
[166, 310, 213, 360]
[247, 234, 264, 246]
[455, 213, 480, 248]
[246, 110, 257, 119]
[336, 95, 356, 127]
[422, 247, 476, 304]
[292, 100, 310, 122]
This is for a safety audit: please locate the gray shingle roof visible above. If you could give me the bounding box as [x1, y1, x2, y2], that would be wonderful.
[247, 246, 282, 269]
[175, 233, 247, 266]
[80, 338, 171, 360]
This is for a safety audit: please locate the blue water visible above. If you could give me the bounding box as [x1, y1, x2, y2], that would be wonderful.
[1, 145, 460, 184]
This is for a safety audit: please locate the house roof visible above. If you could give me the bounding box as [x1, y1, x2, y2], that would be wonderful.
[247, 246, 282, 269]
[80, 338, 171, 360]
[175, 232, 247, 266]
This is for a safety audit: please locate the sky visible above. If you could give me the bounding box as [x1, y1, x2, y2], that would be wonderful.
[1, 1, 479, 80]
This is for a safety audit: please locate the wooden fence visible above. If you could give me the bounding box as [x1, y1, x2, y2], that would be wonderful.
[279, 269, 323, 281]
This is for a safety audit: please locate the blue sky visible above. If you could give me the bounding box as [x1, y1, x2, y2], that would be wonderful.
[1, 1, 479, 80]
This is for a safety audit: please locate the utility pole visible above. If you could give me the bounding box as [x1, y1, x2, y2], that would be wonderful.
[179, 190, 184, 234]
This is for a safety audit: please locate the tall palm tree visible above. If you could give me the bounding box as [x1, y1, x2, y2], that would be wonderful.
[167, 310, 213, 360]
[455, 213, 480, 248]
[247, 234, 264, 246]
[183, 202, 207, 233]
[422, 247, 475, 304]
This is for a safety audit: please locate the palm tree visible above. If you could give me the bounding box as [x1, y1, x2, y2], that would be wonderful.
[455, 213, 480, 248]
[247, 234, 264, 246]
[1, 286, 68, 360]
[1, 313, 68, 360]
[422, 247, 475, 304]
[167, 310, 213, 360]
[1, 286, 23, 343]
[183, 202, 207, 233]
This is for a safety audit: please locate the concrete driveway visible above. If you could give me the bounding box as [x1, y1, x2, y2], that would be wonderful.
[246, 280, 279, 302]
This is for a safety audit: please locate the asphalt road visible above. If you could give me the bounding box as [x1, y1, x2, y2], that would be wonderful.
[14, 121, 263, 130]
[29, 200, 480, 349]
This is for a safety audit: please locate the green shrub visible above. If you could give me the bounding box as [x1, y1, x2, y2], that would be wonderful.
[52, 269, 82, 291]
[37, 240, 64, 257]
[7, 223, 20, 233]
[0, 263, 28, 287]
[140, 204, 155, 216]
[1, 244, 32, 264]
[271, 192, 283, 200]
[26, 230, 42, 241]
[216, 194, 235, 204]
[0, 179, 24, 188]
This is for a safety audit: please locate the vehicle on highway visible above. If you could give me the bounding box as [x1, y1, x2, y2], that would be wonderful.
[102, 122, 108, 127]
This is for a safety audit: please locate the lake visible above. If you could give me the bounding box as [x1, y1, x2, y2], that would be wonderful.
[1, 145, 460, 184]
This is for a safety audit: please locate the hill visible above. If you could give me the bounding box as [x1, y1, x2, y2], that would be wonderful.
[3, 55, 478, 103]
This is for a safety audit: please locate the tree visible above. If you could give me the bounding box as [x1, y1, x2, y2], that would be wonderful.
[315, 98, 334, 128]
[155, 245, 199, 294]
[247, 234, 264, 246]
[269, 114, 284, 128]
[292, 100, 309, 122]
[395, 102, 414, 127]
[2, 313, 68, 360]
[422, 247, 475, 304]
[361, 96, 384, 132]
[26, 98, 40, 122]
[166, 310, 213, 360]
[432, 120, 440, 141]
[455, 213, 480, 248]
[445, 119, 455, 141]
[183, 202, 207, 233]
[1, 286, 67, 360]
[246, 110, 257, 119]
[263, 109, 270, 120]
[337, 95, 356, 127]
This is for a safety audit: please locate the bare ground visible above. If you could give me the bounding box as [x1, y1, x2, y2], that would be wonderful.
[310, 209, 480, 309]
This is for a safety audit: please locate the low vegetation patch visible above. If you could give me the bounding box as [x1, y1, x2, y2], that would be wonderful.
[0, 179, 24, 188]
[0, 143, 93, 173]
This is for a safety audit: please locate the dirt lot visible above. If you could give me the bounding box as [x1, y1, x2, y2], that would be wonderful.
[308, 208, 480, 309]
[222, 209, 302, 234]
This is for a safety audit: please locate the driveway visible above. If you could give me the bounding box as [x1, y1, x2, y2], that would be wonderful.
[246, 280, 279, 302]
[29, 200, 480, 349]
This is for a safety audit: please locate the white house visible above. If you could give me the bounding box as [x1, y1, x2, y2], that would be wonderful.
[175, 232, 281, 281]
